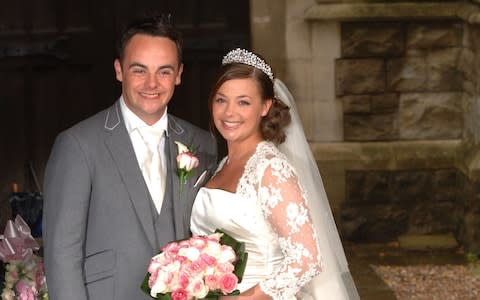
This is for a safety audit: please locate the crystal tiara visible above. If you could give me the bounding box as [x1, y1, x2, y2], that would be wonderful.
[222, 48, 274, 81]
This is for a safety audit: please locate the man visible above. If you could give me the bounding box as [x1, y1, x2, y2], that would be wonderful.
[43, 15, 217, 300]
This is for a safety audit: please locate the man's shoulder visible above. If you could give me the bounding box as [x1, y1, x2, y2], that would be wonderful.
[168, 114, 216, 154]
[168, 114, 209, 136]
[60, 104, 116, 137]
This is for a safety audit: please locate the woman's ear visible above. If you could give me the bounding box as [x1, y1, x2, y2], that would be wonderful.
[261, 98, 273, 117]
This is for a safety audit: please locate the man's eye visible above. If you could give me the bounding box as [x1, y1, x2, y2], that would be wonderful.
[160, 70, 173, 76]
[132, 69, 145, 75]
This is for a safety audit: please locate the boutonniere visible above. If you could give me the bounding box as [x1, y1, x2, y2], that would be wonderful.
[175, 141, 199, 185]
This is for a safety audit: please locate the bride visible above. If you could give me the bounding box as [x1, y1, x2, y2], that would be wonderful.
[190, 48, 360, 299]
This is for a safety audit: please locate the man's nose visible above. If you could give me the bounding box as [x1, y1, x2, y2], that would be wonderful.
[145, 73, 158, 88]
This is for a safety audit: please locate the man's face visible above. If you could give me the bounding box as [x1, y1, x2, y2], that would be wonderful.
[114, 34, 183, 125]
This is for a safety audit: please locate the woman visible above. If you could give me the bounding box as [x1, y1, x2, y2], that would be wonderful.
[190, 49, 359, 299]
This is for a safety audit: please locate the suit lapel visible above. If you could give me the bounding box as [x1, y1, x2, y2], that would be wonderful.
[103, 101, 157, 250]
[166, 117, 188, 240]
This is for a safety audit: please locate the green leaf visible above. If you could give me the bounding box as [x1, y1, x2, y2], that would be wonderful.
[214, 229, 248, 282]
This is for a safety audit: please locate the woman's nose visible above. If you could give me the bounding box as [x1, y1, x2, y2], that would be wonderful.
[224, 102, 235, 116]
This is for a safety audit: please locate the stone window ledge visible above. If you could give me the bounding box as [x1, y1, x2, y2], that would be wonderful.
[305, 2, 480, 24]
[309, 140, 461, 170]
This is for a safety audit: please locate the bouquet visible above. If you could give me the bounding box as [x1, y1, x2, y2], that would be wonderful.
[1, 255, 47, 300]
[0, 215, 48, 300]
[141, 229, 248, 300]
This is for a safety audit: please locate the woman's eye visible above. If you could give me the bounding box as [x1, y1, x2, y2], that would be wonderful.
[215, 97, 225, 103]
[239, 100, 250, 106]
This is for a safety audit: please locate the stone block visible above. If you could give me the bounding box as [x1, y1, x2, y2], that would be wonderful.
[344, 113, 398, 141]
[399, 92, 463, 140]
[462, 178, 480, 252]
[391, 171, 432, 205]
[346, 171, 390, 204]
[342, 22, 404, 58]
[341, 204, 409, 242]
[433, 169, 461, 191]
[371, 93, 399, 113]
[427, 48, 463, 92]
[393, 140, 460, 169]
[336, 58, 385, 95]
[387, 57, 427, 92]
[341, 95, 371, 113]
[458, 48, 475, 82]
[398, 233, 458, 250]
[408, 202, 460, 234]
[407, 21, 463, 50]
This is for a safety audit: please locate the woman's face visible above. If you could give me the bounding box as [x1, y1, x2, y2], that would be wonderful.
[212, 78, 272, 145]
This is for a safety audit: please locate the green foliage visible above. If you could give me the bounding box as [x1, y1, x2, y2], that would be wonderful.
[466, 252, 479, 264]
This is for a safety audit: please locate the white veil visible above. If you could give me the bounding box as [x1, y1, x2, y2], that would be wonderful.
[275, 79, 360, 299]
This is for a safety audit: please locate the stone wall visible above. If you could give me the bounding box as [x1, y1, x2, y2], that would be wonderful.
[459, 21, 480, 251]
[251, 0, 480, 251]
[337, 20, 463, 141]
[342, 169, 464, 242]
[334, 19, 466, 242]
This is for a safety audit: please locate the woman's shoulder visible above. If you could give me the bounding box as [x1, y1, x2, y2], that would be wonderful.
[255, 141, 289, 164]
[246, 141, 296, 179]
[238, 141, 296, 196]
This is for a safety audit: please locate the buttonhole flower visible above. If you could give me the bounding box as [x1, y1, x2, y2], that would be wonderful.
[174, 141, 199, 185]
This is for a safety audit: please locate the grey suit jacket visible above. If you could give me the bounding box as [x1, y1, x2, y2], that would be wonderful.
[43, 100, 218, 300]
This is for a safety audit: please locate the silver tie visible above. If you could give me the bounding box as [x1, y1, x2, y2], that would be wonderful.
[138, 126, 165, 213]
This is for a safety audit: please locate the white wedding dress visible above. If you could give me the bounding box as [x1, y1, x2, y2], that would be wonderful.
[191, 141, 358, 299]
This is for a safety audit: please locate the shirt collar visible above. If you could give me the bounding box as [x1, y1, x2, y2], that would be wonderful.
[120, 96, 169, 136]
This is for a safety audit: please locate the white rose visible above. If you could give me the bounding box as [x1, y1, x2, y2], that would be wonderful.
[178, 246, 201, 261]
[174, 141, 189, 154]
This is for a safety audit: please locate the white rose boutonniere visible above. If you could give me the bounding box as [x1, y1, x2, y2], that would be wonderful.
[174, 141, 199, 185]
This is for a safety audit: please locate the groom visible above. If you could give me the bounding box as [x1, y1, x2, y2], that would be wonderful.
[42, 15, 217, 300]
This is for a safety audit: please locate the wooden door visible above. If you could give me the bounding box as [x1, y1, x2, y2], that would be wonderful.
[0, 0, 250, 226]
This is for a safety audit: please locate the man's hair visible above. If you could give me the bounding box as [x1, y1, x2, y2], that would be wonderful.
[116, 14, 183, 64]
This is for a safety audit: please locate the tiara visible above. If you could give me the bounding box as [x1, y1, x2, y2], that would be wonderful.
[222, 48, 274, 81]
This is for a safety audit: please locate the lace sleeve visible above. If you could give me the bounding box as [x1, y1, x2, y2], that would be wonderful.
[257, 157, 322, 299]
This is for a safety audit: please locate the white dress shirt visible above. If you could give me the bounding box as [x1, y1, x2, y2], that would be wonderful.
[120, 97, 168, 213]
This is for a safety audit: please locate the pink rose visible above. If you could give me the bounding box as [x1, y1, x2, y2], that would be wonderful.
[188, 278, 209, 298]
[219, 273, 238, 294]
[162, 242, 181, 259]
[16, 280, 37, 300]
[177, 152, 199, 171]
[216, 262, 234, 274]
[205, 274, 219, 290]
[178, 272, 190, 289]
[148, 258, 162, 275]
[148, 270, 158, 288]
[188, 260, 205, 275]
[219, 246, 236, 263]
[179, 240, 191, 248]
[171, 289, 188, 300]
[200, 253, 217, 267]
[189, 236, 207, 250]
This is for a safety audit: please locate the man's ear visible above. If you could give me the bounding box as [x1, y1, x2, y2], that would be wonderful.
[175, 63, 184, 85]
[114, 59, 123, 82]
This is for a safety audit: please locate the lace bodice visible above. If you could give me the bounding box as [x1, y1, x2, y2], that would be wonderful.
[190, 141, 322, 299]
